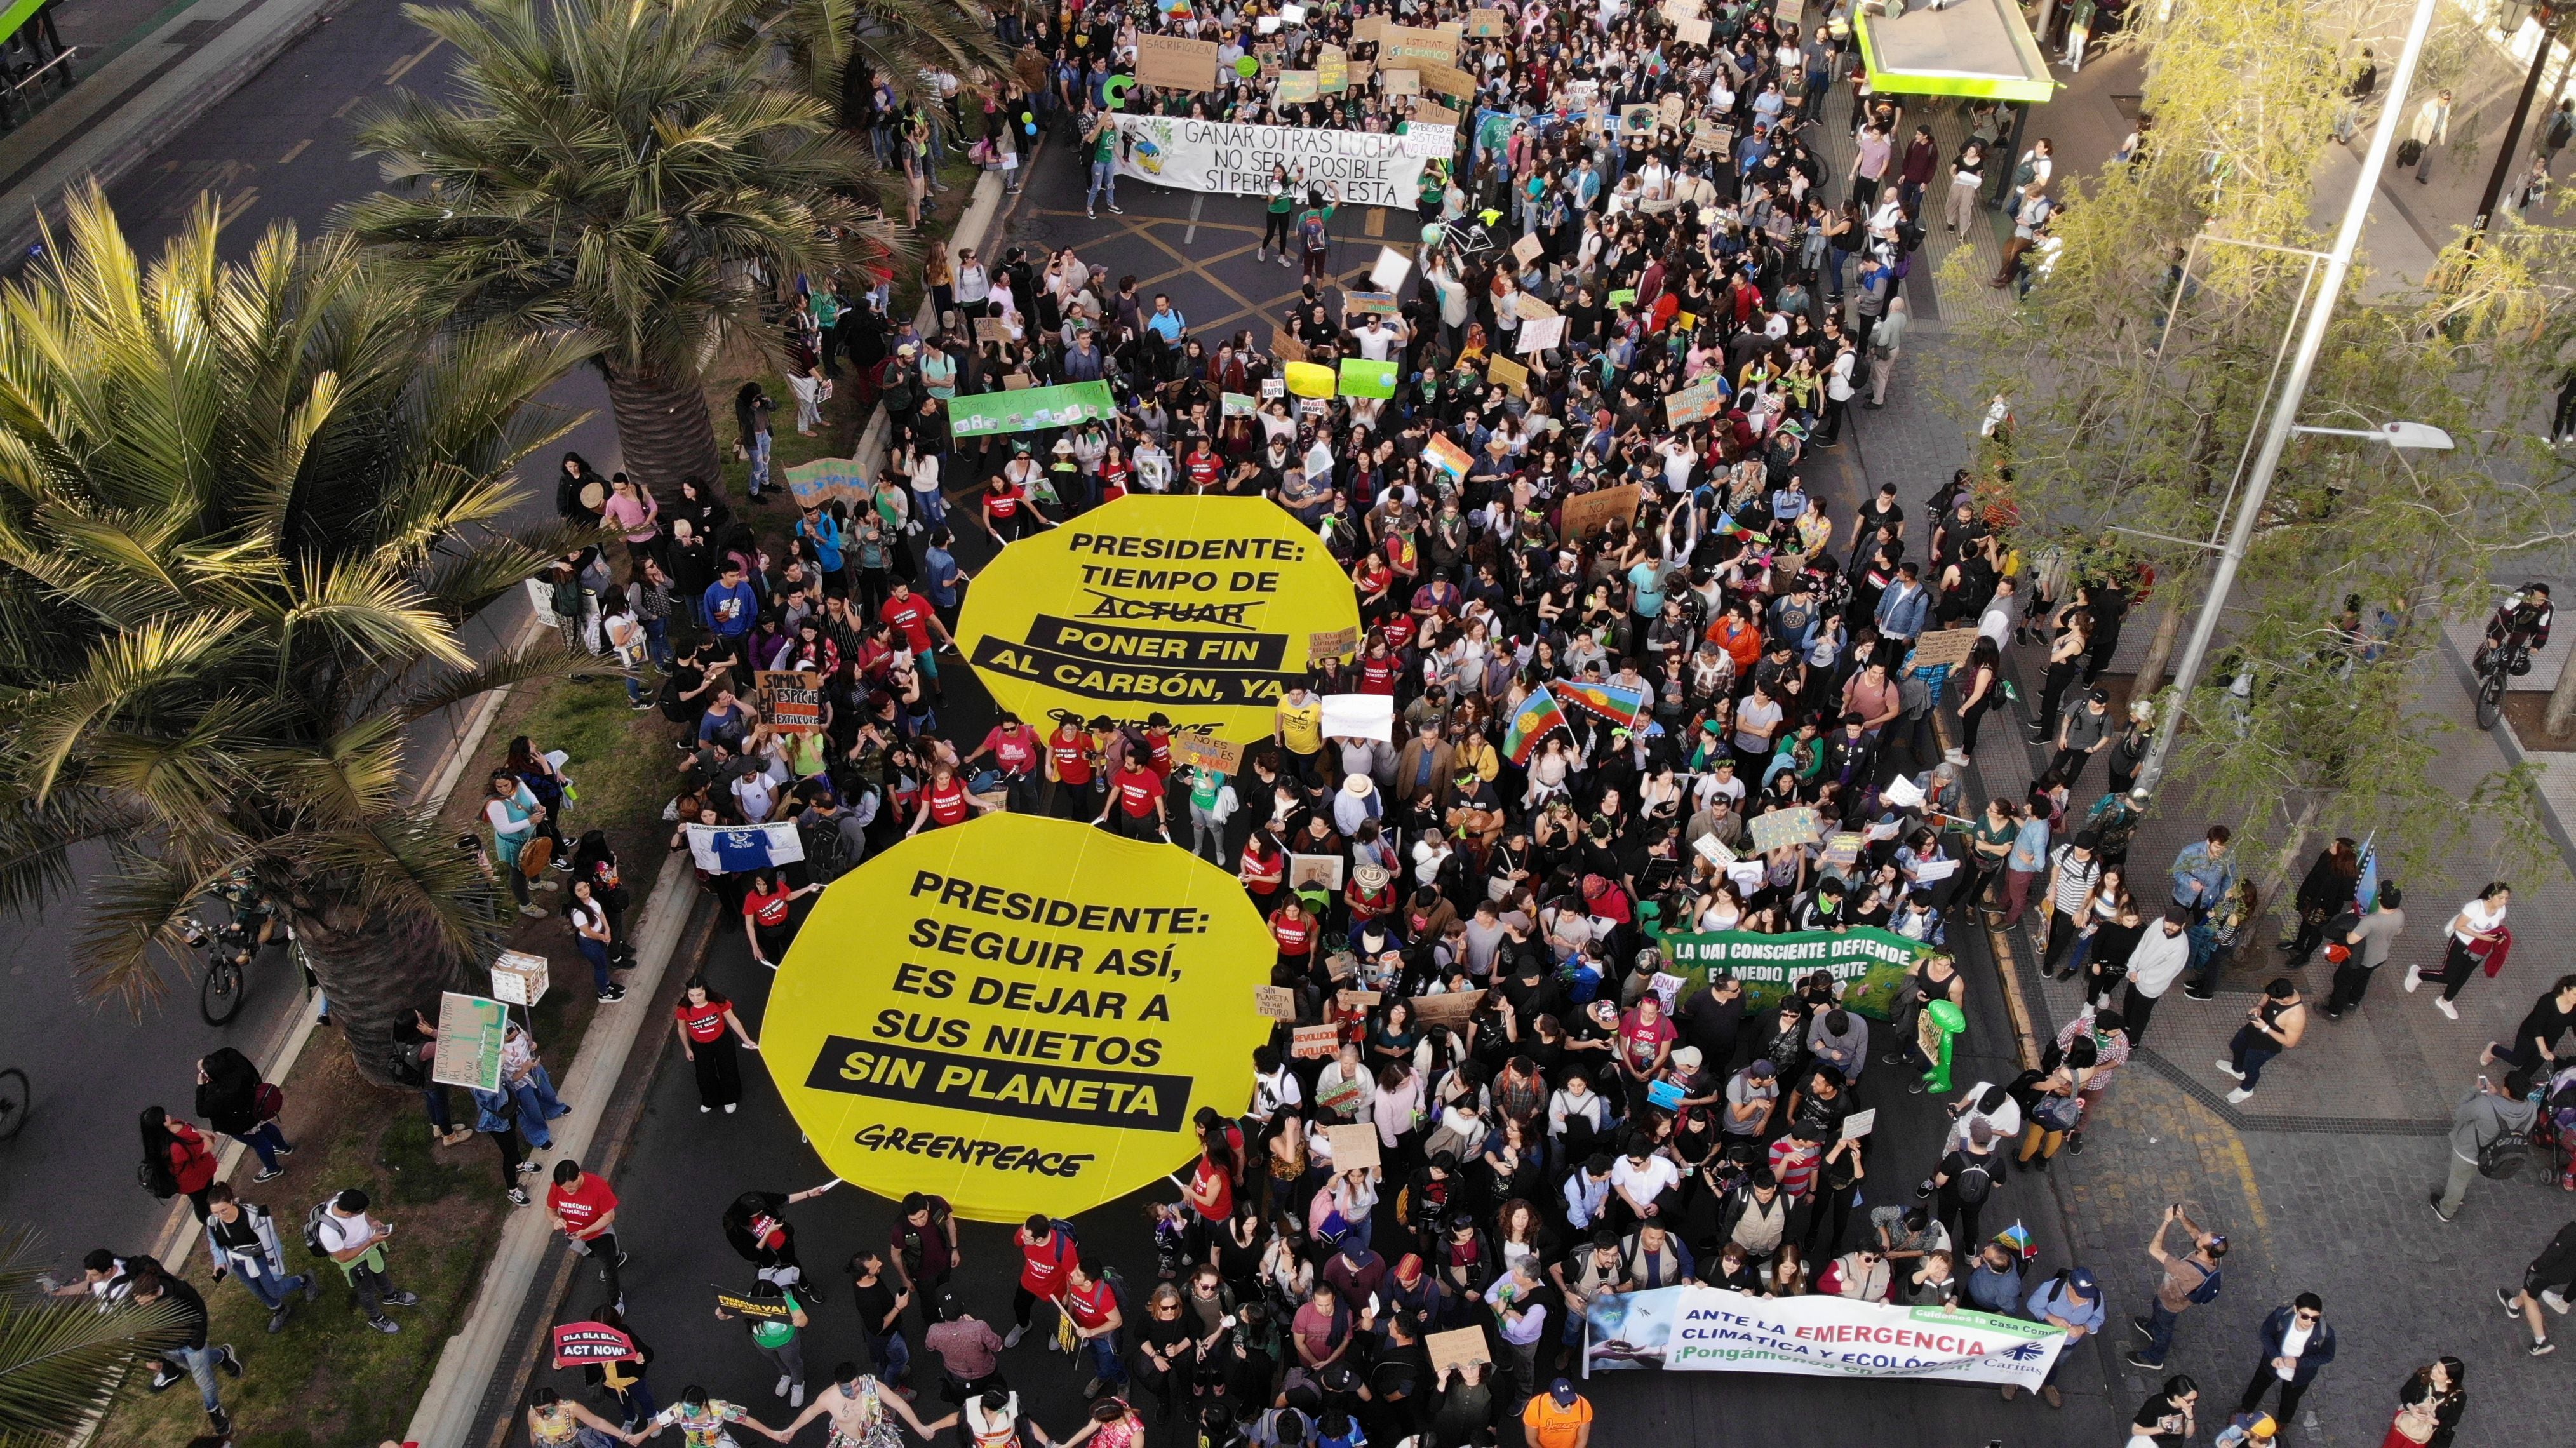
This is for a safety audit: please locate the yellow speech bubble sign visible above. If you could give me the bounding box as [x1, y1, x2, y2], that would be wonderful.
[763, 815, 1275, 1221]
[958, 495, 1361, 740]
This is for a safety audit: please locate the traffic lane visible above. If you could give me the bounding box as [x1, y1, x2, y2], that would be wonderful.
[102, 0, 462, 258]
[0, 842, 307, 1270]
[574, 915, 1177, 1447]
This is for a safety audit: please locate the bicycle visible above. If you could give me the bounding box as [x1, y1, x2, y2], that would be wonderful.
[0, 1066, 27, 1142]
[2473, 639, 2531, 732]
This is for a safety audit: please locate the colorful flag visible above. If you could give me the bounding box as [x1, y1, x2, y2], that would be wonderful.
[2354, 833, 2377, 912]
[1425, 432, 1472, 480]
[1504, 685, 1569, 765]
[1554, 680, 1652, 730]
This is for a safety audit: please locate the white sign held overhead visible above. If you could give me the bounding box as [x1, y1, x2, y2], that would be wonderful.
[1320, 693, 1397, 742]
[1370, 246, 1414, 291]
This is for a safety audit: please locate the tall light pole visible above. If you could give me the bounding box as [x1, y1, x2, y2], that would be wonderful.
[2126, 0, 2445, 807]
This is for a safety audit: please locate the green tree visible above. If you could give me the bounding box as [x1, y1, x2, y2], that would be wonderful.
[750, 0, 1011, 121]
[0, 187, 591, 1078]
[1955, 0, 2565, 897]
[342, 0, 896, 488]
[0, 1227, 185, 1441]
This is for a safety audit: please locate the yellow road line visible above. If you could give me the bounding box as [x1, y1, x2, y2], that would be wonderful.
[384, 37, 443, 86]
[276, 139, 312, 165]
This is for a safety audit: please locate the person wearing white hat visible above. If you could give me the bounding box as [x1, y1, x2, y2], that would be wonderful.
[1332, 772, 1381, 836]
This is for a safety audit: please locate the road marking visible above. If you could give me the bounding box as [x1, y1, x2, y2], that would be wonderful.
[1183, 194, 1202, 245]
[333, 94, 366, 118]
[384, 36, 443, 86]
[277, 139, 312, 164]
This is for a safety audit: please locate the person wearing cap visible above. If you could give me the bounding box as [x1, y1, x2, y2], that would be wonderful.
[2049, 686, 2116, 790]
[2006, 1265, 2104, 1407]
[1520, 1378, 1591, 1448]
[1721, 1059, 1780, 1139]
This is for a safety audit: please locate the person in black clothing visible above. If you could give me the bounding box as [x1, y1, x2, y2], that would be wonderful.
[2480, 973, 2576, 1096]
[2130, 1373, 2199, 1445]
[849, 1246, 914, 1386]
[1929, 1119, 2005, 1252]
[723, 1184, 838, 1299]
[2499, 1218, 2576, 1355]
[131, 1266, 241, 1434]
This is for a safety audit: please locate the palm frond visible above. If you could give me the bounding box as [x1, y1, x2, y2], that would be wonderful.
[0, 1224, 189, 1442]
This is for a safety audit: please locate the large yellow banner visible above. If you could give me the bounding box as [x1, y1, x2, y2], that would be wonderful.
[957, 496, 1360, 740]
[763, 815, 1275, 1220]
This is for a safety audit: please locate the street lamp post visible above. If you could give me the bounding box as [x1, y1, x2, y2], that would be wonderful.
[2474, 2, 2572, 234]
[2125, 0, 2446, 808]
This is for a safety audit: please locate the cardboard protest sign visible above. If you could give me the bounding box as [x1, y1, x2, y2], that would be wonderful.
[1318, 48, 1348, 91]
[1428, 1326, 1493, 1380]
[1380, 23, 1458, 64]
[1418, 60, 1476, 98]
[1466, 7, 1508, 36]
[1137, 34, 1221, 91]
[1336, 989, 1383, 1013]
[1171, 731, 1245, 773]
[1665, 377, 1724, 427]
[1559, 483, 1640, 542]
[1306, 627, 1360, 664]
[1750, 806, 1825, 854]
[1382, 67, 1420, 95]
[1290, 853, 1346, 891]
[1325, 1122, 1382, 1172]
[490, 949, 549, 1007]
[1354, 14, 1385, 43]
[1487, 354, 1529, 396]
[1291, 1024, 1341, 1059]
[1410, 100, 1461, 127]
[1411, 988, 1486, 1027]
[1343, 290, 1400, 317]
[756, 670, 824, 734]
[1910, 628, 1983, 669]
[1677, 15, 1713, 43]
[1659, 93, 1687, 128]
[1841, 1109, 1879, 1141]
[1511, 233, 1545, 265]
[1277, 70, 1319, 102]
[1621, 104, 1660, 135]
[1254, 986, 1299, 1022]
[974, 316, 1012, 344]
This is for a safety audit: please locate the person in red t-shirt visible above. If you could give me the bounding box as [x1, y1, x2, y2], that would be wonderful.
[1616, 995, 1680, 1109]
[908, 761, 997, 837]
[1007, 1216, 1078, 1346]
[967, 713, 1046, 814]
[1240, 828, 1287, 915]
[546, 1159, 627, 1308]
[742, 868, 821, 969]
[1094, 756, 1169, 841]
[673, 977, 760, 1115]
[879, 579, 952, 686]
[1058, 1258, 1127, 1397]
[1270, 897, 1319, 969]
[1045, 716, 1100, 821]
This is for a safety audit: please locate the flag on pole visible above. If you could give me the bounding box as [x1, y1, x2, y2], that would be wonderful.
[2354, 833, 2378, 912]
[1504, 685, 1569, 765]
[1553, 679, 1653, 730]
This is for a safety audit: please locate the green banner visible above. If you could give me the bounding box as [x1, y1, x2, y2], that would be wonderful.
[1655, 927, 1931, 1021]
[947, 381, 1117, 438]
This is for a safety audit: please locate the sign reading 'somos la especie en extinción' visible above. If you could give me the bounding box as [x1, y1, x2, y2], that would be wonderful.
[957, 496, 1360, 740]
[763, 814, 1275, 1221]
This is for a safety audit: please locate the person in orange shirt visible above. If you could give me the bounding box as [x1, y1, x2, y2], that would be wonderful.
[1522, 1378, 1593, 1448]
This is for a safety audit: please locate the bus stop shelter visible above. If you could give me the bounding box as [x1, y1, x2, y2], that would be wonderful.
[1850, 0, 2058, 203]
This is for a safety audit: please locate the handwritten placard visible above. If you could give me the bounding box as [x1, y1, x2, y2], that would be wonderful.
[1560, 483, 1640, 542]
[1291, 1024, 1341, 1059]
[1172, 731, 1245, 773]
[1324, 1122, 1382, 1172]
[1411, 988, 1486, 1028]
[1343, 291, 1400, 318]
[1428, 1325, 1493, 1380]
[756, 670, 824, 734]
[1750, 806, 1825, 854]
[1910, 627, 1982, 669]
[1487, 354, 1529, 396]
[1255, 986, 1299, 1022]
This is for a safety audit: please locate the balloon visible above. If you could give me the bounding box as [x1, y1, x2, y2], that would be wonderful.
[1235, 55, 1259, 77]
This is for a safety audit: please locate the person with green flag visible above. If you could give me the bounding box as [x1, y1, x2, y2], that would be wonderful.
[1084, 107, 1120, 219]
[1259, 162, 1301, 266]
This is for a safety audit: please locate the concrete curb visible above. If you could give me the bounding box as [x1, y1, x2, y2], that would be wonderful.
[0, 0, 344, 262]
[401, 846, 696, 1448]
[851, 166, 1009, 481]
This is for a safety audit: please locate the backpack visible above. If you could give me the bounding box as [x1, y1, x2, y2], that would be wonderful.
[2480, 1126, 2532, 1180]
[2183, 1260, 2224, 1306]
[302, 1200, 333, 1257]
[1951, 1156, 1994, 1205]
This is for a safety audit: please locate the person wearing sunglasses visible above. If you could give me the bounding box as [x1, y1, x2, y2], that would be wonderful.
[2235, 1293, 2335, 1427]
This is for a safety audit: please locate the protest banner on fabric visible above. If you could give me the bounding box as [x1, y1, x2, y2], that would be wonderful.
[763, 815, 1274, 1221]
[956, 495, 1361, 739]
[948, 381, 1117, 438]
[1583, 1286, 2065, 1386]
[786, 457, 866, 510]
[1655, 927, 1930, 1019]
[686, 822, 807, 875]
[1137, 33, 1221, 90]
[1111, 116, 1432, 208]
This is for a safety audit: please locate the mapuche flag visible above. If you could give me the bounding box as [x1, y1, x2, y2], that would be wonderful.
[1505, 685, 1570, 765]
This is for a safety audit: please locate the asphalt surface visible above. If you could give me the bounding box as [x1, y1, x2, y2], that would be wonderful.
[0, 0, 616, 1274]
[566, 152, 2124, 1448]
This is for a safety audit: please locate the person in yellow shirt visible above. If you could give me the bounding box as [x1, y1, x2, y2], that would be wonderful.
[1522, 1378, 1593, 1448]
[1276, 684, 1325, 786]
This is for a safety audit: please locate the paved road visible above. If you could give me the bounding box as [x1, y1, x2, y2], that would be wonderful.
[0, 0, 616, 1275]
[563, 151, 2124, 1448]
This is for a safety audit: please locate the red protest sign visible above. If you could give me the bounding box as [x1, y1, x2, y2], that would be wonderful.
[551, 1320, 639, 1368]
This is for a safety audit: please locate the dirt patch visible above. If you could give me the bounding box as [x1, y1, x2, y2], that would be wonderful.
[2502, 691, 2576, 753]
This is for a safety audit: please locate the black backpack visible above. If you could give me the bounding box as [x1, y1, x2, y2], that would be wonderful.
[1952, 1156, 1994, 1205]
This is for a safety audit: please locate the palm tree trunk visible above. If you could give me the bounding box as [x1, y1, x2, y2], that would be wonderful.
[294, 901, 478, 1089]
[603, 366, 723, 490]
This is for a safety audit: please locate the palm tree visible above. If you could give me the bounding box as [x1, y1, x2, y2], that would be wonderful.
[0, 186, 593, 1082]
[754, 0, 1011, 123]
[342, 0, 899, 488]
[0, 1226, 185, 1439]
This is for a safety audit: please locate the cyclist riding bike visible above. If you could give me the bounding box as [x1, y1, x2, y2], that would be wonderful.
[2479, 583, 2554, 675]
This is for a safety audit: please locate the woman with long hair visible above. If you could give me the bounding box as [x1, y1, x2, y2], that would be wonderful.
[674, 977, 761, 1115]
[138, 1104, 221, 1223]
[195, 1047, 292, 1182]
